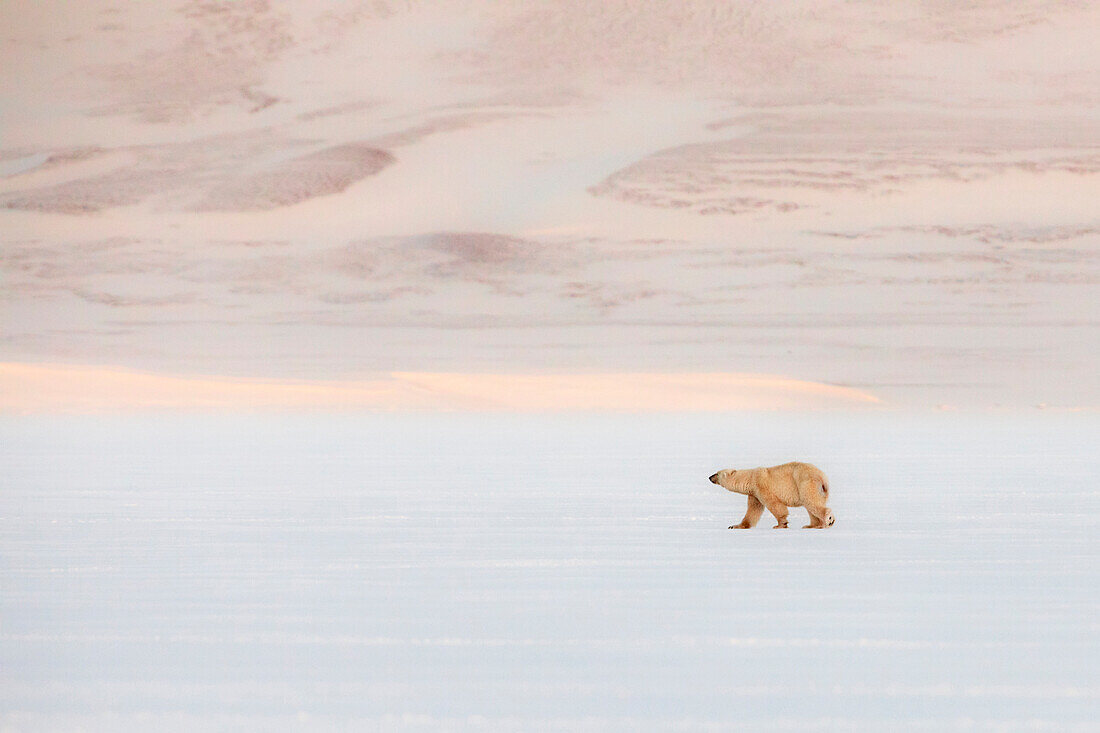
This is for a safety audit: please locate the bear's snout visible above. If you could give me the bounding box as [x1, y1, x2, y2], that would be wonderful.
[709, 473, 720, 484]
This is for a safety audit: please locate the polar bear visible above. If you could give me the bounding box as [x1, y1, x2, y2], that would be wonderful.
[709, 462, 835, 529]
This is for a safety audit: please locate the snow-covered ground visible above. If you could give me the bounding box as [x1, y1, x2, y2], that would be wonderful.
[2, 413, 1097, 730]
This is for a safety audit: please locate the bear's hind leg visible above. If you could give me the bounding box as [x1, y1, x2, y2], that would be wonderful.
[800, 478, 829, 528]
[730, 495, 764, 529]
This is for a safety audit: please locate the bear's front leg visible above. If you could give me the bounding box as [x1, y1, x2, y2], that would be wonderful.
[760, 493, 789, 529]
[730, 495, 764, 529]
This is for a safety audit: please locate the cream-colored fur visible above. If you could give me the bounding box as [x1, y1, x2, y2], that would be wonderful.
[709, 462, 834, 529]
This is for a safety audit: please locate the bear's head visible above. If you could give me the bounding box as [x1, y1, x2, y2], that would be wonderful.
[823, 509, 836, 527]
[709, 469, 735, 490]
